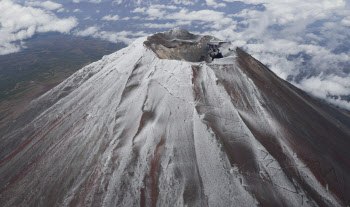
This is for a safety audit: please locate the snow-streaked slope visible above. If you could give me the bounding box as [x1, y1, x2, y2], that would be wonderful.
[0, 29, 349, 207]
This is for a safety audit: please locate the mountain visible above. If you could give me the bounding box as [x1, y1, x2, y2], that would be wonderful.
[0, 28, 349, 207]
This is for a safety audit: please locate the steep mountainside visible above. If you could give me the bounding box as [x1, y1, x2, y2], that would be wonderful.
[0, 28, 349, 207]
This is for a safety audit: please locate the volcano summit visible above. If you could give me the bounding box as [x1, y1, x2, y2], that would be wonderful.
[0, 28, 350, 207]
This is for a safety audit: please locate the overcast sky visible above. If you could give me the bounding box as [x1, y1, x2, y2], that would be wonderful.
[1, 0, 350, 110]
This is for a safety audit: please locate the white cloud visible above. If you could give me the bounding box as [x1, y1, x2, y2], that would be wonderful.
[132, 7, 146, 13]
[25, 1, 62, 11]
[298, 74, 350, 97]
[165, 9, 236, 29]
[231, 0, 346, 28]
[57, 8, 65, 12]
[172, 0, 195, 5]
[89, 0, 101, 4]
[121, 17, 130, 20]
[146, 8, 166, 18]
[73, 0, 80, 3]
[102, 15, 120, 21]
[96, 30, 148, 44]
[150, 4, 178, 10]
[133, 6, 168, 19]
[133, 5, 237, 30]
[113, 0, 123, 4]
[206, 0, 226, 8]
[73, 9, 81, 13]
[341, 16, 350, 26]
[75, 26, 99, 36]
[296, 74, 350, 110]
[74, 26, 148, 45]
[0, 0, 78, 55]
[143, 21, 191, 29]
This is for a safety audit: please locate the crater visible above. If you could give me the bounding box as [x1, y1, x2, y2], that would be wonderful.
[144, 28, 235, 63]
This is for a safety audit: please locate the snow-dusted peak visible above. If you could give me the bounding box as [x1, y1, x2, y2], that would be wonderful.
[0, 29, 349, 207]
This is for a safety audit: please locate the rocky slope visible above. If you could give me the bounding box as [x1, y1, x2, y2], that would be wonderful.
[0, 28, 349, 207]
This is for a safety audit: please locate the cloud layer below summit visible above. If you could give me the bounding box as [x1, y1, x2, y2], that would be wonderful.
[0, 0, 78, 54]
